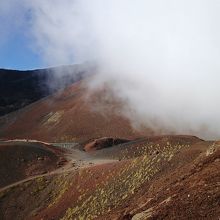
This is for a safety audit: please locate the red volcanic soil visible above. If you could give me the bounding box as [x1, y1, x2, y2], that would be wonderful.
[0, 77, 219, 219]
[84, 137, 130, 152]
[0, 135, 219, 220]
[0, 80, 152, 143]
[0, 141, 66, 188]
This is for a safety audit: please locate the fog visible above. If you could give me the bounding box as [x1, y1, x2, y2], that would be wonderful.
[3, 0, 220, 139]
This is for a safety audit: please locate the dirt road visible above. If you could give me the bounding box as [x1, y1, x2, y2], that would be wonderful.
[0, 144, 117, 193]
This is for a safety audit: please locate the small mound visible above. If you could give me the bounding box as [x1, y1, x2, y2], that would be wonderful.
[84, 137, 130, 152]
[0, 141, 66, 188]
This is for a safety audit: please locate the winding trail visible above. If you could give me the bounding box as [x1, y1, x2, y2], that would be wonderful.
[0, 144, 117, 193]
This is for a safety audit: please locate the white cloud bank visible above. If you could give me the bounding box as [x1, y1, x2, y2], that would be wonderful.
[3, 0, 220, 139]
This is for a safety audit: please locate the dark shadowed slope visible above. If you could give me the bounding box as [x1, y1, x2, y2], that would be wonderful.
[0, 64, 92, 116]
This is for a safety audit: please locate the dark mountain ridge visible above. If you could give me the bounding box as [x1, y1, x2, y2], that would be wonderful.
[0, 64, 93, 116]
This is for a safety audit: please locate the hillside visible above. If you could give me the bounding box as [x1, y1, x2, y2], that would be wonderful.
[0, 136, 219, 220]
[0, 141, 66, 188]
[0, 80, 152, 143]
[0, 68, 219, 220]
[0, 64, 91, 116]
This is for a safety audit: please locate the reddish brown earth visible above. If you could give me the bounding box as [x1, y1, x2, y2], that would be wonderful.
[84, 137, 130, 152]
[0, 141, 67, 188]
[0, 79, 219, 220]
[0, 136, 219, 220]
[0, 80, 152, 143]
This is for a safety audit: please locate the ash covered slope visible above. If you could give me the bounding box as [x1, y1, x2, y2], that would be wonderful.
[0, 79, 152, 143]
[0, 64, 90, 116]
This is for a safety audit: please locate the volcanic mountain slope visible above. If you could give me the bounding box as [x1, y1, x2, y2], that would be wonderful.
[0, 68, 219, 220]
[0, 80, 151, 143]
[0, 141, 67, 188]
[0, 64, 91, 116]
[0, 135, 219, 220]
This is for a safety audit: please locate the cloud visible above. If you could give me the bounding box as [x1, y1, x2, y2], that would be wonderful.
[23, 0, 95, 66]
[0, 1, 27, 46]
[6, 0, 220, 139]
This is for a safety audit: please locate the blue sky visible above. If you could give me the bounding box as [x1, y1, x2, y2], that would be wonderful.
[0, 3, 44, 71]
[0, 32, 44, 70]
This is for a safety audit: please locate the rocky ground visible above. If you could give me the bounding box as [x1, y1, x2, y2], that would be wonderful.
[0, 136, 219, 220]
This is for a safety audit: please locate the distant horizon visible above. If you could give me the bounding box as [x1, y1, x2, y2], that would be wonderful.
[0, 65, 48, 71]
[0, 63, 77, 71]
[0, 20, 44, 70]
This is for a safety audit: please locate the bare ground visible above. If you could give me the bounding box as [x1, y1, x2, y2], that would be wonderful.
[0, 136, 219, 220]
